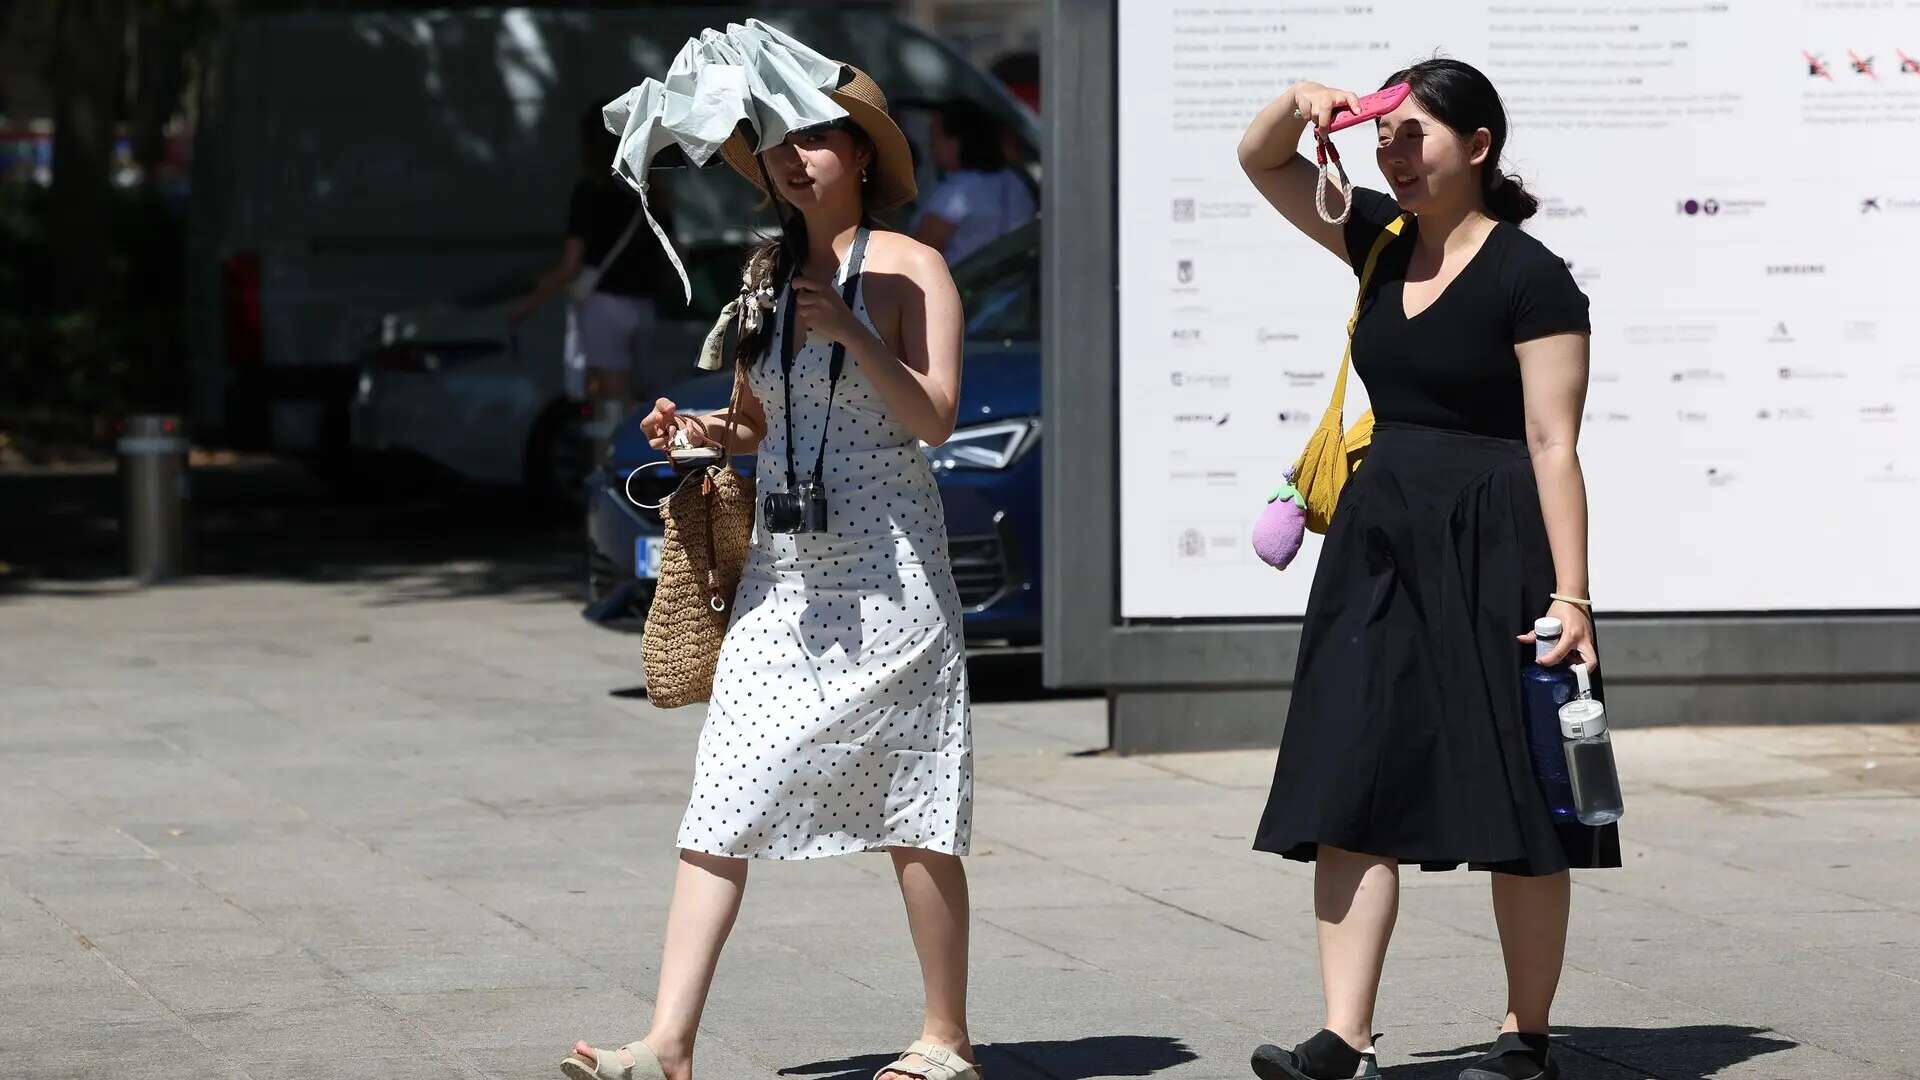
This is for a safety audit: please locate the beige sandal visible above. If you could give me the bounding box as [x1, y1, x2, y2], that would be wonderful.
[560, 1041, 665, 1080]
[873, 1040, 981, 1080]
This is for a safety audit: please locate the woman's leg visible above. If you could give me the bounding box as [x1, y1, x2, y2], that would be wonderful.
[882, 847, 975, 1078]
[1489, 870, 1570, 1034]
[1315, 845, 1400, 1049]
[574, 849, 748, 1080]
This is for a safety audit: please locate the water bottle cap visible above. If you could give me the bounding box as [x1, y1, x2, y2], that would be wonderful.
[1560, 697, 1607, 738]
[1534, 616, 1563, 639]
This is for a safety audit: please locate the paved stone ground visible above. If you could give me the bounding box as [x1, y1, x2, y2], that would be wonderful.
[3, 576, 1918, 1079]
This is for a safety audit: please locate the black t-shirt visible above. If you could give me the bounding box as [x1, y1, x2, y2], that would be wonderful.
[566, 176, 676, 302]
[1341, 187, 1589, 441]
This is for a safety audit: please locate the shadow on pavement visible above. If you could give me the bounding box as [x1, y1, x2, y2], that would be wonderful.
[782, 1036, 1198, 1079]
[607, 652, 1101, 706]
[968, 650, 1098, 702]
[0, 458, 579, 606]
[1402, 1025, 1798, 1079]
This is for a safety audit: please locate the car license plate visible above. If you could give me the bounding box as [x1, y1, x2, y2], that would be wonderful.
[635, 536, 664, 580]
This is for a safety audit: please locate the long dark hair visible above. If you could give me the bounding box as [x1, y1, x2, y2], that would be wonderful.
[735, 120, 885, 370]
[1382, 58, 1538, 224]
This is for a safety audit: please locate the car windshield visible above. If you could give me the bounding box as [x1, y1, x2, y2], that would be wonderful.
[951, 221, 1039, 344]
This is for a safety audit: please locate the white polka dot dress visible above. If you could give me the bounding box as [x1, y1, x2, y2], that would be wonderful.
[676, 229, 973, 861]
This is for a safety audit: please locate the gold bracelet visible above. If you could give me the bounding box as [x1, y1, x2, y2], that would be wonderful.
[1550, 593, 1593, 609]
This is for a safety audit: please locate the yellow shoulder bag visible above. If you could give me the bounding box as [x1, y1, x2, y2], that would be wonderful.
[1290, 213, 1409, 533]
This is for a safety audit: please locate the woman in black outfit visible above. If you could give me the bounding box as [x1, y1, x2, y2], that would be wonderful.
[1236, 59, 1618, 1080]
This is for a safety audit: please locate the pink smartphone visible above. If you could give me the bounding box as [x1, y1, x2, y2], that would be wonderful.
[1323, 82, 1411, 133]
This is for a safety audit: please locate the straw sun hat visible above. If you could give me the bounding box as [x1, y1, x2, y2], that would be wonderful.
[717, 63, 918, 210]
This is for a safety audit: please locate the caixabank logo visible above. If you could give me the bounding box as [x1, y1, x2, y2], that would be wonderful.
[1859, 195, 1920, 214]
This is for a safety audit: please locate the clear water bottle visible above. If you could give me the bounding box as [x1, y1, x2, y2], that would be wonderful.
[1520, 617, 1578, 822]
[1560, 663, 1624, 826]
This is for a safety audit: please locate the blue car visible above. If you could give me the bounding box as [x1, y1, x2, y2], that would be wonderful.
[584, 222, 1042, 645]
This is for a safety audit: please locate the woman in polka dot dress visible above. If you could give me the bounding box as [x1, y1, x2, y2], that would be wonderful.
[563, 64, 979, 1080]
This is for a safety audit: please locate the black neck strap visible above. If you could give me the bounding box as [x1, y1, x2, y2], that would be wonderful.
[779, 227, 869, 490]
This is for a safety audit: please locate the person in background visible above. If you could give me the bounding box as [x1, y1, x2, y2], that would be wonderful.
[510, 105, 678, 413]
[912, 99, 1035, 266]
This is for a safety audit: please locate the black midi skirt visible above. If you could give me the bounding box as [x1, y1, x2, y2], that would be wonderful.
[1254, 422, 1621, 876]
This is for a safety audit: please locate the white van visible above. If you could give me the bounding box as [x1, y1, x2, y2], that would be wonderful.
[186, 5, 1037, 490]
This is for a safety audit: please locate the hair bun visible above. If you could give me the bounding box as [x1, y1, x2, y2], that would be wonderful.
[1486, 171, 1539, 224]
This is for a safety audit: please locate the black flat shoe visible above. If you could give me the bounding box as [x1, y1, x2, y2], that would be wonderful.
[1457, 1032, 1559, 1080]
[1251, 1030, 1380, 1080]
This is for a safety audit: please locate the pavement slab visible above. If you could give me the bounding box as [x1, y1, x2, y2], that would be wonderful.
[3, 578, 1917, 1078]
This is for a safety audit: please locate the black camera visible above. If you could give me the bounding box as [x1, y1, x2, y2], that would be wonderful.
[764, 481, 829, 534]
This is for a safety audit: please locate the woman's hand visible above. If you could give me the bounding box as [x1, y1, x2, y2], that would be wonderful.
[639, 398, 680, 451]
[790, 275, 868, 348]
[1290, 81, 1363, 131]
[1517, 600, 1599, 671]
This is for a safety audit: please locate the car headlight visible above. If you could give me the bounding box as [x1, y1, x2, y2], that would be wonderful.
[921, 418, 1040, 472]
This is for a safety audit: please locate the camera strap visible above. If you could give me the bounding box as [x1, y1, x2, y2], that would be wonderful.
[778, 227, 870, 490]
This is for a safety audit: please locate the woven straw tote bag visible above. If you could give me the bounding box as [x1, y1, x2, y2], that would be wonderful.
[639, 370, 756, 708]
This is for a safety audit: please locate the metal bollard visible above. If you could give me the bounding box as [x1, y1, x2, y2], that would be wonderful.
[118, 414, 189, 583]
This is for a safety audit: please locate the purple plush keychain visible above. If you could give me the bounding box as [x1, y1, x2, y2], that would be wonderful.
[1253, 474, 1309, 570]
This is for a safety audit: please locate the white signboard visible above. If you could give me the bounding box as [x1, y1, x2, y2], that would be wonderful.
[1118, 0, 1920, 617]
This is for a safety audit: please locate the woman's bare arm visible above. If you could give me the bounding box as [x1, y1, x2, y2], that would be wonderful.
[691, 382, 768, 455]
[1238, 81, 1361, 265]
[509, 237, 585, 322]
[1517, 331, 1598, 668]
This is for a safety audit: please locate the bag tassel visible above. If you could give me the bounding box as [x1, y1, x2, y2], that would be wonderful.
[695, 300, 737, 371]
[696, 265, 777, 371]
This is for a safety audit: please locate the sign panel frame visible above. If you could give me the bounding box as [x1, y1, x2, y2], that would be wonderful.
[1041, 0, 1918, 739]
